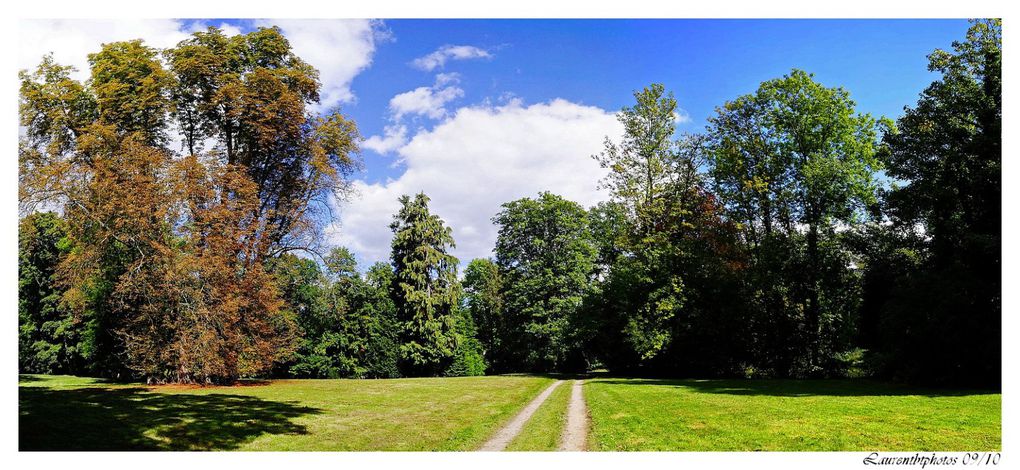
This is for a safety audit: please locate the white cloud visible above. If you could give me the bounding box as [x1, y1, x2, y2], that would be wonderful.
[19, 19, 197, 80]
[411, 44, 492, 71]
[435, 72, 460, 86]
[362, 125, 408, 155]
[256, 19, 384, 109]
[19, 19, 383, 111]
[19, 19, 238, 156]
[389, 76, 465, 120]
[331, 99, 623, 267]
[673, 108, 693, 124]
[364, 74, 465, 153]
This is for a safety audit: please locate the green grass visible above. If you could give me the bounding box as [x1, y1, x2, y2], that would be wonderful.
[21, 374, 1000, 452]
[586, 378, 1000, 451]
[506, 379, 572, 451]
[19, 374, 552, 451]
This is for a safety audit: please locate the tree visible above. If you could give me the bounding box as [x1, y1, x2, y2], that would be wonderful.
[19, 212, 83, 374]
[589, 84, 706, 369]
[267, 253, 333, 377]
[388, 193, 461, 376]
[89, 40, 173, 146]
[355, 262, 402, 378]
[445, 306, 487, 377]
[19, 49, 173, 378]
[594, 84, 703, 238]
[18, 25, 361, 382]
[706, 70, 886, 375]
[492, 192, 596, 372]
[462, 258, 506, 371]
[123, 156, 297, 383]
[165, 26, 362, 257]
[876, 19, 1001, 386]
[270, 250, 403, 380]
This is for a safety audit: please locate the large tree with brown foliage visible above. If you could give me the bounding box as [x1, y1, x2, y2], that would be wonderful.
[19, 26, 360, 383]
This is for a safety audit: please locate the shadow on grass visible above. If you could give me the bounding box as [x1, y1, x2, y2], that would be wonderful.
[590, 378, 1000, 398]
[19, 385, 322, 451]
[498, 372, 590, 381]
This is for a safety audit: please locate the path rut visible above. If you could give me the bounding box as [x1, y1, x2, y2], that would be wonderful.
[559, 379, 588, 451]
[479, 379, 564, 451]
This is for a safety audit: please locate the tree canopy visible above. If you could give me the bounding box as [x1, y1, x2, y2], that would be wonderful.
[18, 20, 1000, 387]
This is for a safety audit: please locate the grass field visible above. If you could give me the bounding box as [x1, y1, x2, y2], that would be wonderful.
[19, 374, 552, 451]
[586, 378, 1000, 451]
[20, 374, 1000, 451]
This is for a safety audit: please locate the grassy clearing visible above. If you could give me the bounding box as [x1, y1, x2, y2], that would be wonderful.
[506, 380, 572, 451]
[586, 378, 1000, 451]
[19, 374, 552, 451]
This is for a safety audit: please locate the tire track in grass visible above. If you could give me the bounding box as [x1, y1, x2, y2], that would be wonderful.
[560, 379, 588, 451]
[479, 380, 564, 451]
[506, 378, 573, 451]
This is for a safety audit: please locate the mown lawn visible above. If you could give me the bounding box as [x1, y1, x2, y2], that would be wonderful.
[19, 374, 552, 451]
[586, 378, 1000, 451]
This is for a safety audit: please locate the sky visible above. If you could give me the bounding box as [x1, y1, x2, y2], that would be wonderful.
[19, 18, 972, 269]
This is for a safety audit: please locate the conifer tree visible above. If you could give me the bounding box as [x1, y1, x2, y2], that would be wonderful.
[388, 193, 461, 376]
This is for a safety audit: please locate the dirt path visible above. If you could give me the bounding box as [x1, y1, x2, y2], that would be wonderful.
[479, 380, 564, 451]
[559, 379, 588, 451]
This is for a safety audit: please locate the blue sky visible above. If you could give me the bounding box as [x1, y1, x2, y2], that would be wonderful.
[20, 19, 972, 268]
[339, 19, 969, 183]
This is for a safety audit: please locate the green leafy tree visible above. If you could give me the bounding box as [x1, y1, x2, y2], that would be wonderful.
[19, 212, 83, 374]
[355, 262, 401, 378]
[462, 258, 506, 371]
[267, 253, 333, 377]
[492, 192, 596, 372]
[706, 70, 885, 375]
[388, 193, 461, 376]
[445, 306, 487, 377]
[876, 19, 1000, 386]
[589, 84, 705, 369]
[271, 250, 402, 379]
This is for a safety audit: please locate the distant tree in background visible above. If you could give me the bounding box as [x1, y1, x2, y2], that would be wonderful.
[356, 262, 402, 378]
[271, 249, 402, 379]
[462, 258, 506, 370]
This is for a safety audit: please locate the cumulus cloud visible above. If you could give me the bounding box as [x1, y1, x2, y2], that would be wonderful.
[362, 125, 409, 155]
[331, 98, 623, 267]
[364, 74, 465, 154]
[389, 74, 465, 120]
[411, 44, 492, 71]
[256, 19, 385, 109]
[19, 19, 384, 111]
[19, 19, 199, 80]
[19, 19, 240, 156]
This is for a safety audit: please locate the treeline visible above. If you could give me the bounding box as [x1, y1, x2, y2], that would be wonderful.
[19, 20, 1000, 386]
